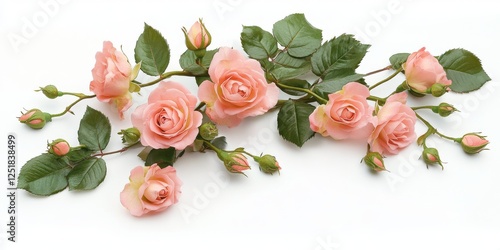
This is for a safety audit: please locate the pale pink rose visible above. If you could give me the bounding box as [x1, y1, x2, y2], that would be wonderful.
[198, 47, 280, 127]
[368, 92, 417, 155]
[90, 41, 132, 119]
[120, 164, 182, 217]
[403, 47, 452, 93]
[309, 82, 376, 140]
[131, 81, 203, 150]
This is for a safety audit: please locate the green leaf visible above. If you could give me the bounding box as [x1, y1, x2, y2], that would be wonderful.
[211, 136, 227, 150]
[179, 50, 207, 75]
[67, 157, 106, 191]
[279, 79, 311, 96]
[389, 53, 410, 70]
[277, 100, 316, 147]
[145, 148, 177, 168]
[241, 26, 278, 60]
[272, 13, 322, 57]
[78, 106, 111, 152]
[64, 148, 93, 165]
[195, 75, 211, 86]
[313, 71, 365, 99]
[269, 52, 311, 80]
[134, 23, 170, 76]
[311, 34, 370, 79]
[438, 48, 491, 93]
[17, 154, 71, 196]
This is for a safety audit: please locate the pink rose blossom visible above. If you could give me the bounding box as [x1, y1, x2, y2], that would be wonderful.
[131, 81, 203, 150]
[198, 47, 280, 127]
[90, 41, 132, 119]
[368, 92, 417, 155]
[309, 82, 376, 140]
[403, 47, 452, 93]
[120, 164, 182, 217]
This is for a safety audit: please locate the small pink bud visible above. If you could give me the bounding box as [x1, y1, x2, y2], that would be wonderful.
[459, 133, 489, 154]
[254, 154, 281, 175]
[18, 108, 52, 129]
[422, 147, 444, 169]
[48, 139, 71, 157]
[363, 152, 386, 172]
[217, 151, 250, 174]
[182, 19, 212, 51]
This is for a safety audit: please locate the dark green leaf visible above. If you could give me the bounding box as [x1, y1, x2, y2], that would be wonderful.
[195, 75, 211, 86]
[313, 70, 365, 99]
[17, 154, 71, 196]
[277, 100, 316, 147]
[272, 13, 322, 57]
[270, 52, 311, 80]
[438, 48, 491, 93]
[211, 136, 227, 150]
[64, 148, 93, 165]
[311, 34, 370, 79]
[68, 157, 106, 191]
[145, 148, 177, 168]
[78, 106, 111, 151]
[241, 26, 278, 60]
[389, 53, 410, 69]
[279, 79, 311, 96]
[134, 23, 170, 76]
[179, 49, 218, 76]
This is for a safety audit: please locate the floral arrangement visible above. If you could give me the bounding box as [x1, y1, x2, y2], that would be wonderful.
[17, 13, 491, 217]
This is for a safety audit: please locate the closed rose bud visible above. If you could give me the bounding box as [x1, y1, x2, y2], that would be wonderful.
[199, 122, 218, 141]
[254, 154, 281, 175]
[118, 127, 141, 145]
[217, 151, 250, 174]
[422, 147, 444, 169]
[459, 133, 489, 154]
[362, 152, 386, 172]
[18, 108, 52, 129]
[37, 85, 61, 99]
[428, 83, 449, 97]
[48, 139, 71, 157]
[182, 19, 211, 52]
[432, 102, 457, 117]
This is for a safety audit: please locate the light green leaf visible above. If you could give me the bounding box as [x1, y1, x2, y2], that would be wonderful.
[313, 71, 365, 99]
[389, 53, 410, 70]
[68, 157, 106, 191]
[78, 106, 111, 152]
[134, 23, 170, 76]
[241, 26, 278, 60]
[277, 100, 316, 147]
[272, 13, 322, 57]
[269, 52, 311, 80]
[17, 154, 71, 196]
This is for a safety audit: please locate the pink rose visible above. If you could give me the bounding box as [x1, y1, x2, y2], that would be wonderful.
[403, 47, 452, 93]
[368, 92, 417, 155]
[90, 41, 132, 119]
[131, 81, 203, 150]
[120, 164, 182, 217]
[309, 82, 376, 140]
[198, 47, 280, 127]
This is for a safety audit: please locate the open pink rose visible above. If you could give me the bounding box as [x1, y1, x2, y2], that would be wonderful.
[120, 164, 182, 217]
[368, 92, 417, 155]
[403, 47, 452, 93]
[131, 81, 203, 150]
[90, 41, 132, 119]
[198, 47, 280, 127]
[309, 82, 376, 140]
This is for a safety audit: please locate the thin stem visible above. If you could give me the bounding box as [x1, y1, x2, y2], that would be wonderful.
[415, 112, 456, 142]
[275, 82, 328, 104]
[368, 67, 403, 90]
[412, 105, 435, 111]
[203, 140, 223, 154]
[91, 141, 140, 158]
[136, 71, 196, 88]
[195, 102, 206, 111]
[364, 65, 393, 77]
[51, 94, 96, 117]
[367, 95, 386, 103]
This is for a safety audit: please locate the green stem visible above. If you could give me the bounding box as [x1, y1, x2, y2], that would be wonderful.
[368, 67, 403, 90]
[51, 94, 96, 117]
[203, 140, 224, 154]
[412, 105, 435, 111]
[415, 112, 456, 142]
[91, 141, 140, 158]
[364, 65, 392, 77]
[136, 70, 196, 88]
[195, 102, 206, 111]
[367, 95, 386, 104]
[275, 82, 328, 104]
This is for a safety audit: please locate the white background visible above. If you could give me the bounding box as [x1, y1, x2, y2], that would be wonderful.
[1, 0, 499, 249]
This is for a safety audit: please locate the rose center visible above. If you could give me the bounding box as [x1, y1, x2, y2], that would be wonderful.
[144, 181, 170, 203]
[339, 107, 355, 121]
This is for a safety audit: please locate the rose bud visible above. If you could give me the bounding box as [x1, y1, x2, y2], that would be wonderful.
[422, 147, 444, 169]
[254, 154, 281, 175]
[182, 19, 212, 52]
[217, 151, 250, 174]
[428, 83, 449, 97]
[47, 139, 71, 157]
[199, 122, 218, 141]
[37, 85, 62, 99]
[118, 127, 141, 145]
[362, 152, 386, 172]
[432, 102, 458, 117]
[458, 133, 489, 154]
[18, 108, 52, 129]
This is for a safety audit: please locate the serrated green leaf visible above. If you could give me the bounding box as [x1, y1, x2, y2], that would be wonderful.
[313, 71, 365, 99]
[64, 148, 93, 165]
[211, 136, 227, 150]
[438, 48, 491, 93]
[277, 100, 316, 147]
[68, 157, 106, 191]
[389, 53, 410, 70]
[78, 106, 111, 151]
[134, 23, 170, 76]
[272, 13, 322, 57]
[311, 34, 370, 79]
[279, 79, 311, 96]
[241, 26, 278, 60]
[145, 148, 177, 168]
[179, 49, 219, 76]
[17, 153, 71, 196]
[270, 52, 311, 80]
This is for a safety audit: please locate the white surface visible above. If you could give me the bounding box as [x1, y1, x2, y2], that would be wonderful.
[1, 0, 499, 249]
